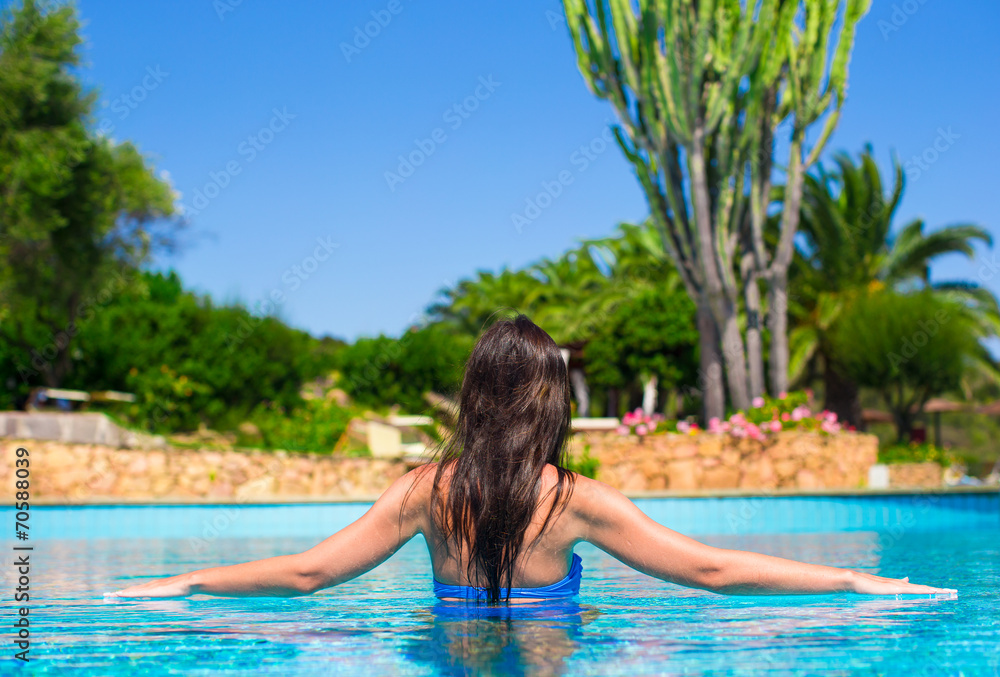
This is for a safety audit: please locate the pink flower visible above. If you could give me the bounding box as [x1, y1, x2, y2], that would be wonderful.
[651, 413, 665, 422]
[746, 423, 762, 439]
[616, 425, 629, 436]
[730, 413, 747, 426]
[781, 412, 791, 422]
[636, 424, 649, 436]
[752, 396, 765, 408]
[676, 421, 691, 434]
[633, 408, 644, 417]
[647, 420, 658, 432]
[769, 420, 783, 433]
[622, 412, 636, 426]
[778, 391, 788, 400]
[731, 426, 747, 438]
[720, 422, 731, 432]
[708, 417, 722, 432]
[820, 420, 840, 434]
[791, 406, 810, 422]
[827, 411, 838, 423]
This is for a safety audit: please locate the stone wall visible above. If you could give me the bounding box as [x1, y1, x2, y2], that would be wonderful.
[574, 430, 878, 492]
[1, 430, 880, 503]
[1, 440, 410, 503]
[888, 462, 943, 489]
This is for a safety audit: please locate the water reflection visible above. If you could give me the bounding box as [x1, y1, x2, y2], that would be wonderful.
[403, 601, 600, 676]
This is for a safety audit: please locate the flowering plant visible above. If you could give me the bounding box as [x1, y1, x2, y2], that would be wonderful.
[704, 390, 845, 439]
[674, 419, 701, 435]
[616, 409, 665, 438]
[615, 391, 850, 441]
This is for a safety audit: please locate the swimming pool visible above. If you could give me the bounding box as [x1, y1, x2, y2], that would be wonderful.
[3, 492, 997, 675]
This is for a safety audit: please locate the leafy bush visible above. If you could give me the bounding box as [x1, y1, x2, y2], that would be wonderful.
[585, 286, 699, 393]
[565, 448, 600, 479]
[878, 442, 958, 467]
[124, 364, 213, 433]
[238, 398, 355, 454]
[828, 290, 984, 441]
[337, 323, 472, 413]
[60, 270, 343, 432]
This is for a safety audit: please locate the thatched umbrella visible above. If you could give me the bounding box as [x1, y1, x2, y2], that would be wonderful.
[863, 400, 965, 445]
[862, 408, 894, 424]
[922, 398, 967, 447]
[975, 400, 1000, 417]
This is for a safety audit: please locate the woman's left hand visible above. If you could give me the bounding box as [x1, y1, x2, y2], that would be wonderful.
[106, 574, 193, 598]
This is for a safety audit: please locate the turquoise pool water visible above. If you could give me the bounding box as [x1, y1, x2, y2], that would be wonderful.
[2, 492, 997, 675]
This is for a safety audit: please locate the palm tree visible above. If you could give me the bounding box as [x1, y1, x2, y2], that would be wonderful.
[427, 268, 544, 336]
[427, 249, 609, 415]
[428, 222, 689, 417]
[790, 146, 996, 427]
[582, 222, 691, 415]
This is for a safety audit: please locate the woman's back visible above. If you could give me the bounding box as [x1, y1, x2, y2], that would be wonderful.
[420, 462, 582, 591]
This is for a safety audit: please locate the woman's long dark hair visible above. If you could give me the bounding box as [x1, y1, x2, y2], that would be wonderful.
[430, 314, 576, 604]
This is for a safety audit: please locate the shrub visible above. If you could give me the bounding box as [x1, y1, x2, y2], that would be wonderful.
[878, 442, 958, 467]
[649, 391, 849, 440]
[566, 447, 600, 479]
[125, 364, 213, 433]
[239, 398, 355, 454]
[616, 409, 665, 437]
[337, 323, 472, 413]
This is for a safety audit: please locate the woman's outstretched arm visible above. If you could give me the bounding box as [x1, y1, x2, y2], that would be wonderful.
[571, 476, 956, 596]
[107, 467, 431, 598]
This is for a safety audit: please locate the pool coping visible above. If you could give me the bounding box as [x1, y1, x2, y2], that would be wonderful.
[25, 485, 999, 507]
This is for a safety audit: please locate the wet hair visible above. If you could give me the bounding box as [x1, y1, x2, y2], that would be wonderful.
[430, 314, 575, 604]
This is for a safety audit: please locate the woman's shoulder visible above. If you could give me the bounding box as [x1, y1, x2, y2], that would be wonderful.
[393, 461, 451, 504]
[546, 464, 630, 523]
[400, 462, 439, 493]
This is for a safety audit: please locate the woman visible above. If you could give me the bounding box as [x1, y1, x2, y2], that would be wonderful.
[108, 316, 954, 602]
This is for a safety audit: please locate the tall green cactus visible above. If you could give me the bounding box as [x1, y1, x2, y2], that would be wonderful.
[564, 0, 782, 417]
[562, 0, 869, 417]
[755, 0, 871, 399]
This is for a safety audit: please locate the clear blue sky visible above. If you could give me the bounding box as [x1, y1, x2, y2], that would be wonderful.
[67, 0, 1000, 341]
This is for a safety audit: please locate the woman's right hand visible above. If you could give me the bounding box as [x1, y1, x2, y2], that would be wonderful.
[848, 571, 957, 596]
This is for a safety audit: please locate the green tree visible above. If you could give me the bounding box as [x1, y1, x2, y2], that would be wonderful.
[828, 290, 994, 442]
[0, 0, 177, 390]
[578, 221, 695, 415]
[430, 221, 687, 417]
[561, 0, 870, 419]
[428, 268, 545, 336]
[791, 146, 996, 427]
[337, 323, 473, 413]
[585, 284, 698, 415]
[62, 270, 338, 432]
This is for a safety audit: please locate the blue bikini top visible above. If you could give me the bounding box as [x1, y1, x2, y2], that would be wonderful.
[433, 553, 583, 600]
